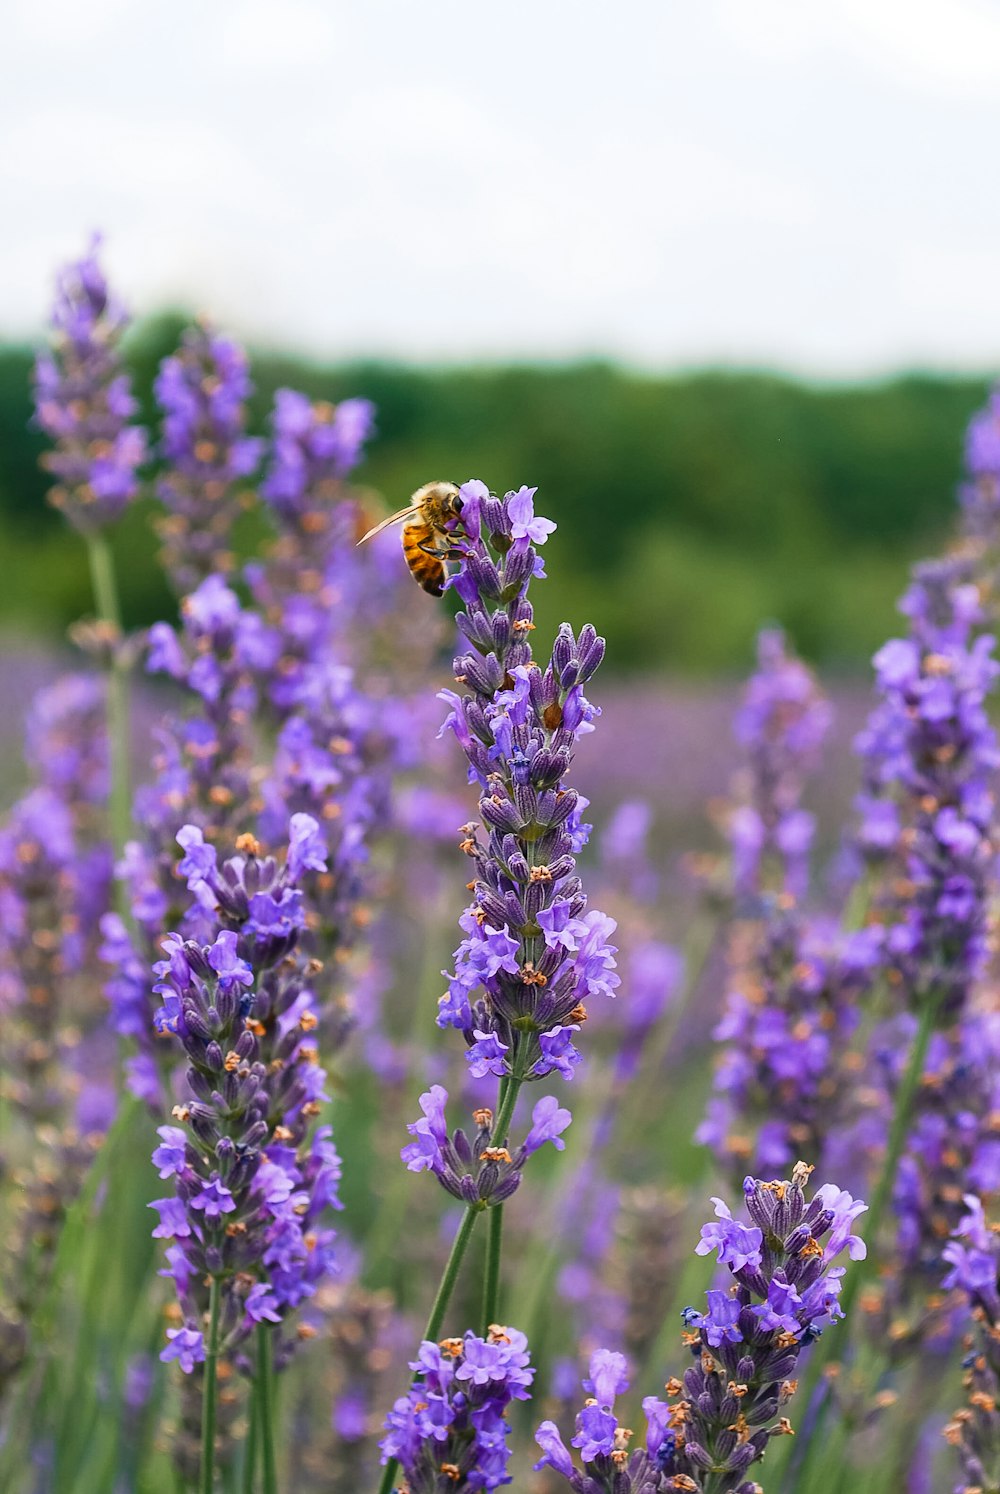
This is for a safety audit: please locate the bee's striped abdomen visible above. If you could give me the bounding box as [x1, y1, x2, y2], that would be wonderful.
[401, 519, 447, 596]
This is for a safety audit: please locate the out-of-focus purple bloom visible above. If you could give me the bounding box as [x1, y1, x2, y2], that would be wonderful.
[941, 1194, 1000, 1492]
[33, 236, 147, 534]
[855, 558, 998, 1020]
[154, 322, 263, 593]
[722, 628, 832, 903]
[698, 910, 878, 1183]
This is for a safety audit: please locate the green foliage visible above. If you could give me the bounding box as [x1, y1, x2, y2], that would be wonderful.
[0, 321, 988, 672]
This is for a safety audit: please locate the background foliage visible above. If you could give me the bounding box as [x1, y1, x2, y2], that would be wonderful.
[0, 317, 987, 672]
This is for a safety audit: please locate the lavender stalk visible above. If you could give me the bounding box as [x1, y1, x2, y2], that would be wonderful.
[376, 477, 611, 1493]
[33, 237, 147, 870]
[535, 1165, 866, 1494]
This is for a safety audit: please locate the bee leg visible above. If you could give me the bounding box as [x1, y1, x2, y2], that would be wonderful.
[416, 537, 467, 560]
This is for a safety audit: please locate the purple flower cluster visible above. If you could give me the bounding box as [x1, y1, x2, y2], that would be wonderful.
[33, 237, 148, 534]
[103, 575, 280, 1101]
[436, 480, 616, 1085]
[152, 816, 340, 1374]
[261, 387, 374, 525]
[856, 561, 998, 1017]
[249, 387, 419, 1034]
[252, 387, 375, 710]
[154, 322, 263, 593]
[698, 909, 879, 1182]
[725, 628, 832, 903]
[1, 667, 112, 1041]
[536, 1165, 866, 1493]
[143, 574, 278, 885]
[0, 674, 113, 1396]
[380, 1326, 534, 1491]
[24, 673, 109, 811]
[942, 1195, 1000, 1493]
[401, 1085, 570, 1205]
[960, 385, 1000, 547]
[871, 1011, 1000, 1353]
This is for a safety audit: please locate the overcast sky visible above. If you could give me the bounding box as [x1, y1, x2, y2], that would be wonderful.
[4, 0, 1000, 375]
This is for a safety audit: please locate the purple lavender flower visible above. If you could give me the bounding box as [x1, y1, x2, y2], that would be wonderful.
[858, 1011, 1000, 1357]
[33, 236, 147, 534]
[260, 387, 374, 527]
[723, 628, 832, 903]
[154, 322, 263, 593]
[960, 385, 1000, 546]
[435, 480, 617, 1085]
[941, 1195, 1000, 1493]
[400, 1086, 570, 1205]
[0, 760, 111, 1396]
[379, 1325, 533, 1491]
[152, 819, 340, 1375]
[697, 909, 879, 1183]
[535, 1164, 865, 1493]
[100, 572, 285, 1099]
[855, 560, 998, 1019]
[25, 673, 109, 808]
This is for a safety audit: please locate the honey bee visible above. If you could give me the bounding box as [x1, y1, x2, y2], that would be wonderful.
[357, 480, 466, 596]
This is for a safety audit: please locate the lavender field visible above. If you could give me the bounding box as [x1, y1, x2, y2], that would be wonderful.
[2, 240, 999, 1494]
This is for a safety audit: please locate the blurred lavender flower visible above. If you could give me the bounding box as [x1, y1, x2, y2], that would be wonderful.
[960, 386, 1000, 548]
[33, 236, 147, 534]
[252, 386, 375, 710]
[720, 628, 832, 905]
[865, 1011, 1000, 1356]
[101, 574, 280, 1101]
[698, 909, 879, 1182]
[380, 1326, 534, 1491]
[856, 561, 998, 1019]
[436, 480, 616, 1085]
[154, 322, 263, 593]
[151, 817, 340, 1375]
[250, 387, 438, 1071]
[25, 673, 109, 811]
[535, 1164, 865, 1493]
[941, 1195, 1000, 1493]
[0, 774, 107, 1399]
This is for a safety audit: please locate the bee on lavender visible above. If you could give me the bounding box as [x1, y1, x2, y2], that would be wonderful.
[357, 479, 467, 595]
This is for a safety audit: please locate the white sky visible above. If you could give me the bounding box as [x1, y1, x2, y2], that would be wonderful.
[3, 0, 1000, 375]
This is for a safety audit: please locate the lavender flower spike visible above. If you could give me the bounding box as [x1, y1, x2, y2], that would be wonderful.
[380, 1325, 534, 1491]
[535, 1163, 865, 1493]
[33, 236, 147, 534]
[856, 559, 999, 1019]
[726, 627, 831, 903]
[152, 818, 340, 1376]
[437, 480, 617, 1085]
[942, 1196, 1000, 1493]
[154, 321, 263, 593]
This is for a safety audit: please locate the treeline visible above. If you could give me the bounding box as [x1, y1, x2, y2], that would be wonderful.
[0, 312, 990, 673]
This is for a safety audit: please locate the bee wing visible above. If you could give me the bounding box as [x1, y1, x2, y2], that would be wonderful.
[356, 503, 417, 545]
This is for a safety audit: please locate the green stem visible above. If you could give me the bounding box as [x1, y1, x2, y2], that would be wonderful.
[376, 1204, 483, 1494]
[85, 532, 132, 887]
[482, 1192, 504, 1334]
[242, 1369, 259, 1494]
[257, 1325, 277, 1494]
[201, 1279, 222, 1494]
[480, 1067, 523, 1332]
[783, 992, 941, 1494]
